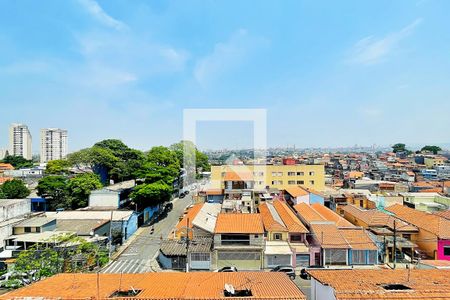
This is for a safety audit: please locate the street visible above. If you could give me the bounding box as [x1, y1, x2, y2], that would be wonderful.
[101, 192, 194, 273]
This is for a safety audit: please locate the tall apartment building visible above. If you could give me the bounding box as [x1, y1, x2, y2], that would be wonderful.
[210, 163, 326, 191]
[40, 128, 68, 163]
[9, 123, 32, 160]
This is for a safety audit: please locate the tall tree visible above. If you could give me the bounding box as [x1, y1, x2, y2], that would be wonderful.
[421, 145, 442, 155]
[1, 155, 33, 169]
[392, 143, 407, 153]
[67, 173, 103, 209]
[37, 176, 69, 210]
[130, 182, 172, 207]
[45, 159, 71, 175]
[0, 179, 30, 199]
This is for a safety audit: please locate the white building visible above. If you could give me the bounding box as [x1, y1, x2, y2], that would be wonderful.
[40, 128, 68, 163]
[9, 123, 32, 160]
[0, 149, 7, 160]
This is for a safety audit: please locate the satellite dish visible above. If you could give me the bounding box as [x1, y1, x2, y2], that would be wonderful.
[225, 283, 235, 295]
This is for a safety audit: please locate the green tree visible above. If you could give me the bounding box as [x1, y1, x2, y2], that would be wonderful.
[0, 179, 30, 199]
[67, 173, 102, 209]
[143, 146, 180, 183]
[130, 182, 172, 206]
[45, 159, 71, 175]
[0, 155, 33, 169]
[392, 143, 411, 153]
[170, 140, 210, 181]
[37, 176, 69, 210]
[421, 145, 442, 155]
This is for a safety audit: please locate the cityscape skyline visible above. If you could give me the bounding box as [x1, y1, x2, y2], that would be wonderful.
[1, 1, 450, 151]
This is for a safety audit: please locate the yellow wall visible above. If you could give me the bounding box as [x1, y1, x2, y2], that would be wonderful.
[266, 231, 289, 241]
[410, 229, 438, 258]
[210, 164, 325, 191]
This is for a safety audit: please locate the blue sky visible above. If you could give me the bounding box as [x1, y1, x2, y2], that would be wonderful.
[1, 0, 449, 152]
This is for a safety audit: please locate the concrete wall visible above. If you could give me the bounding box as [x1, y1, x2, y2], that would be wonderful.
[0, 199, 31, 222]
[311, 278, 336, 300]
[89, 190, 119, 208]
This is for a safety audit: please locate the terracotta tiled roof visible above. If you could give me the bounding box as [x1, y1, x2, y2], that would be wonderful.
[293, 203, 326, 225]
[307, 269, 450, 299]
[215, 213, 264, 234]
[284, 186, 309, 197]
[311, 203, 355, 227]
[1, 272, 306, 299]
[259, 202, 288, 232]
[386, 204, 450, 239]
[0, 177, 12, 184]
[310, 223, 349, 249]
[0, 163, 14, 170]
[434, 210, 450, 220]
[206, 189, 223, 195]
[338, 227, 377, 250]
[273, 200, 308, 233]
[223, 171, 253, 181]
[175, 203, 203, 238]
[342, 205, 418, 232]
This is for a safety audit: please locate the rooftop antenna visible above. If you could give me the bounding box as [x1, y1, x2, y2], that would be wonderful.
[225, 283, 235, 295]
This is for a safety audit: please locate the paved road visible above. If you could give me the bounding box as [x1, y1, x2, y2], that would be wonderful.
[102, 193, 194, 273]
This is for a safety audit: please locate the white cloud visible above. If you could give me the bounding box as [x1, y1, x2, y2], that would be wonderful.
[77, 0, 127, 30]
[348, 18, 422, 65]
[194, 29, 267, 86]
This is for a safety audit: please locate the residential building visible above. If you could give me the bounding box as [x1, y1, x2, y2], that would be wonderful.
[213, 213, 264, 270]
[1, 272, 306, 300]
[400, 192, 450, 212]
[386, 204, 450, 260]
[40, 128, 68, 163]
[341, 204, 418, 262]
[308, 269, 450, 300]
[0, 199, 31, 251]
[12, 217, 56, 234]
[210, 163, 325, 191]
[88, 180, 136, 209]
[159, 238, 213, 270]
[9, 123, 32, 160]
[3, 167, 44, 178]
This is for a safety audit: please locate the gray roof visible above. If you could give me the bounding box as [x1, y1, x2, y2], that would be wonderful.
[15, 217, 55, 227]
[192, 203, 221, 233]
[160, 239, 212, 256]
[56, 219, 110, 235]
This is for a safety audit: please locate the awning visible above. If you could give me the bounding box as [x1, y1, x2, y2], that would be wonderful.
[265, 241, 293, 255]
[290, 243, 309, 254]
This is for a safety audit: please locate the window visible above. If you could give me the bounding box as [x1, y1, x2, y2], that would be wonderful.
[221, 234, 250, 245]
[444, 246, 450, 256]
[309, 171, 315, 176]
[254, 234, 259, 238]
[271, 180, 283, 185]
[351, 250, 366, 265]
[288, 180, 296, 185]
[271, 172, 283, 177]
[36, 227, 41, 233]
[324, 249, 347, 265]
[297, 180, 304, 185]
[290, 235, 302, 242]
[191, 253, 210, 261]
[367, 250, 377, 264]
[297, 172, 304, 176]
[309, 180, 315, 185]
[273, 233, 282, 240]
[24, 227, 31, 233]
[288, 172, 296, 176]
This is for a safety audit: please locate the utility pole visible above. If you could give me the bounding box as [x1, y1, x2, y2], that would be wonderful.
[108, 210, 114, 259]
[393, 219, 397, 269]
[186, 217, 190, 273]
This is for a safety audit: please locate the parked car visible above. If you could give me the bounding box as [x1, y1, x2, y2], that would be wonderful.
[270, 265, 295, 280]
[215, 266, 238, 272]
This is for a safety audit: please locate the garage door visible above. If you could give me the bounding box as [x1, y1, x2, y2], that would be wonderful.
[266, 254, 291, 268]
[295, 254, 310, 267]
[217, 252, 261, 270]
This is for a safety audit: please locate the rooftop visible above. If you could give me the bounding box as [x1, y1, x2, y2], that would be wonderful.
[215, 213, 264, 234]
[192, 203, 221, 234]
[56, 219, 110, 235]
[307, 269, 450, 299]
[284, 186, 309, 198]
[259, 202, 287, 232]
[310, 203, 355, 227]
[2, 272, 306, 300]
[386, 204, 450, 239]
[14, 216, 55, 227]
[272, 200, 308, 233]
[223, 171, 253, 181]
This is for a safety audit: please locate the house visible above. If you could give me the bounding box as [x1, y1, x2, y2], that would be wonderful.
[308, 269, 450, 300]
[0, 199, 31, 251]
[272, 200, 310, 267]
[386, 204, 450, 260]
[173, 203, 204, 240]
[284, 186, 309, 205]
[45, 210, 137, 242]
[88, 180, 136, 209]
[12, 216, 56, 234]
[1, 272, 306, 300]
[400, 192, 450, 212]
[341, 204, 418, 263]
[159, 238, 213, 270]
[293, 203, 377, 266]
[259, 202, 292, 268]
[55, 219, 110, 237]
[213, 213, 264, 270]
